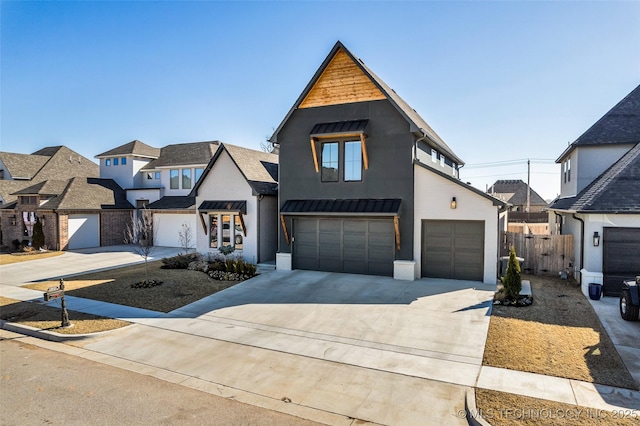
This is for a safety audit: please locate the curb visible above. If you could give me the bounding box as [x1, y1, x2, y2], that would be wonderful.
[465, 387, 492, 426]
[0, 319, 130, 342]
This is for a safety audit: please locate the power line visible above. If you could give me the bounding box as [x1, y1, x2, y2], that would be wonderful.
[463, 158, 556, 169]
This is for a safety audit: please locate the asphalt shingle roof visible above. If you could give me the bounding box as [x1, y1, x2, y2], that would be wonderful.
[143, 141, 219, 169]
[33, 178, 132, 210]
[0, 146, 99, 207]
[557, 84, 640, 161]
[95, 140, 161, 158]
[487, 179, 548, 206]
[147, 196, 196, 210]
[548, 143, 640, 213]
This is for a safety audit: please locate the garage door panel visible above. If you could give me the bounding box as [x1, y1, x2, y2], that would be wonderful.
[293, 218, 394, 276]
[68, 214, 100, 249]
[422, 220, 484, 281]
[603, 227, 640, 296]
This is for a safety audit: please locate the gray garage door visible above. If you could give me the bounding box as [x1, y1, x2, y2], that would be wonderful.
[422, 220, 484, 281]
[293, 218, 394, 276]
[603, 227, 640, 296]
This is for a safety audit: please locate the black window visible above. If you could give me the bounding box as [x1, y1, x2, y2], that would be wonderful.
[321, 142, 339, 182]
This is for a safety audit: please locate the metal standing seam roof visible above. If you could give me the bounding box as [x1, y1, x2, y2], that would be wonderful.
[147, 196, 196, 210]
[198, 200, 247, 214]
[281, 198, 402, 215]
[310, 120, 368, 137]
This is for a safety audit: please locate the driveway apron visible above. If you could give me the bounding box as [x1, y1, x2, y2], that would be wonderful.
[68, 270, 495, 425]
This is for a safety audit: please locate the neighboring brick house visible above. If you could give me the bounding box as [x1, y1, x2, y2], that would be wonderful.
[96, 140, 220, 248]
[548, 84, 640, 296]
[0, 146, 130, 250]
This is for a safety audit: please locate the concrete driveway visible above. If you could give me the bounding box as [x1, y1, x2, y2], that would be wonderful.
[0, 245, 182, 286]
[67, 270, 495, 425]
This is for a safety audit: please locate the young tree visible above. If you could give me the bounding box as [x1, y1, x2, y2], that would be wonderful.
[124, 207, 156, 285]
[501, 247, 522, 299]
[178, 222, 194, 254]
[32, 217, 45, 250]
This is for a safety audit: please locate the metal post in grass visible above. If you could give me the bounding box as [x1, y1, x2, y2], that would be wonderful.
[59, 279, 70, 328]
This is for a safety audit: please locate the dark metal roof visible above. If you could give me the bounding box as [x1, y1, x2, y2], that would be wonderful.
[147, 196, 196, 210]
[557, 84, 640, 161]
[310, 119, 368, 137]
[198, 200, 247, 214]
[281, 198, 401, 215]
[548, 143, 640, 213]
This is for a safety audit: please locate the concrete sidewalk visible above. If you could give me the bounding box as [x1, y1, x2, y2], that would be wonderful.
[2, 270, 639, 425]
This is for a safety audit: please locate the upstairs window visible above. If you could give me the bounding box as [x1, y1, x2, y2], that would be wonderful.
[121, 157, 127, 165]
[113, 158, 118, 166]
[170, 169, 179, 189]
[105, 159, 111, 166]
[432, 149, 438, 163]
[195, 167, 204, 183]
[182, 169, 192, 189]
[321, 142, 339, 182]
[20, 196, 37, 205]
[567, 158, 571, 182]
[344, 141, 362, 181]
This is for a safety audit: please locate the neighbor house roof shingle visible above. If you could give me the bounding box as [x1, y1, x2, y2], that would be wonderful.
[142, 141, 220, 169]
[41, 178, 132, 210]
[487, 179, 548, 206]
[147, 196, 196, 210]
[548, 143, 640, 213]
[95, 140, 161, 159]
[0, 146, 99, 207]
[557, 84, 640, 161]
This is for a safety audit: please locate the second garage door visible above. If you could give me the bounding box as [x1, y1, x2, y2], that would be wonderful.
[293, 218, 394, 276]
[68, 214, 100, 249]
[603, 227, 640, 296]
[422, 220, 484, 281]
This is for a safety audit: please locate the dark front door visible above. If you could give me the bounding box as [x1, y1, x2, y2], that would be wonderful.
[293, 217, 394, 276]
[603, 227, 640, 296]
[422, 220, 484, 281]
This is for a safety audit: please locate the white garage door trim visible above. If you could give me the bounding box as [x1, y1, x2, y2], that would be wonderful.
[68, 214, 100, 249]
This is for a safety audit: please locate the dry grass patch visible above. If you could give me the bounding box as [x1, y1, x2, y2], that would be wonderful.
[475, 389, 639, 426]
[0, 296, 130, 334]
[0, 251, 64, 265]
[483, 275, 637, 390]
[23, 260, 241, 313]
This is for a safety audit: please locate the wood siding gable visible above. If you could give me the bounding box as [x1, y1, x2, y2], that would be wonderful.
[299, 49, 386, 108]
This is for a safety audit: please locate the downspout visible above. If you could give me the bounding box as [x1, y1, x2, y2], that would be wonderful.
[256, 194, 262, 264]
[572, 213, 584, 276]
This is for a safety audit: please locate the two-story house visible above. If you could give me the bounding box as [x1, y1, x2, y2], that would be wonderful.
[95, 140, 219, 247]
[548, 84, 640, 296]
[488, 179, 549, 234]
[270, 42, 503, 282]
[0, 146, 131, 250]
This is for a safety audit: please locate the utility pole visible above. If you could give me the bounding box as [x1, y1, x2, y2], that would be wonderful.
[526, 159, 531, 213]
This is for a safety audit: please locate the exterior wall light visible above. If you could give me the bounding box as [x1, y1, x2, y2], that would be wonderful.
[593, 231, 600, 247]
[450, 197, 457, 209]
[40, 215, 46, 227]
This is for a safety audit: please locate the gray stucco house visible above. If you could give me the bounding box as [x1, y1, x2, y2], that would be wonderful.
[548, 84, 640, 296]
[270, 41, 503, 282]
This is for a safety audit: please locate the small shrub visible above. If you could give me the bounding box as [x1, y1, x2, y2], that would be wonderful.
[130, 279, 163, 289]
[219, 245, 235, 257]
[501, 247, 522, 299]
[187, 260, 209, 273]
[161, 253, 198, 269]
[12, 239, 21, 251]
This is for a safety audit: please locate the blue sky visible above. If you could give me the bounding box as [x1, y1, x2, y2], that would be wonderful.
[1, 1, 638, 200]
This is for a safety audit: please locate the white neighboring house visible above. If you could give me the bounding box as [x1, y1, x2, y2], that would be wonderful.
[548, 84, 640, 297]
[96, 140, 220, 248]
[191, 143, 278, 264]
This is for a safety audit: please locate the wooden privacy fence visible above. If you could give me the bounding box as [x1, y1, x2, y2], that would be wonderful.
[501, 232, 574, 276]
